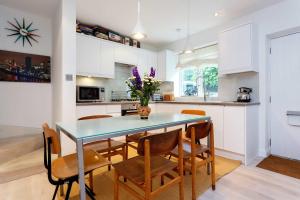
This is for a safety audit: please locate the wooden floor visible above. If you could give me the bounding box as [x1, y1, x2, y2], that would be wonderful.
[201, 165, 300, 200]
[1, 162, 300, 200]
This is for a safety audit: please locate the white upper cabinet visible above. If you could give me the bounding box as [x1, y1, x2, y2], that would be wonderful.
[114, 44, 138, 66]
[76, 33, 115, 78]
[99, 39, 115, 78]
[157, 50, 178, 81]
[219, 23, 258, 75]
[76, 34, 101, 76]
[138, 49, 157, 76]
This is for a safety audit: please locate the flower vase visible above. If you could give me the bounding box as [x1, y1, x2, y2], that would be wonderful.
[138, 105, 151, 119]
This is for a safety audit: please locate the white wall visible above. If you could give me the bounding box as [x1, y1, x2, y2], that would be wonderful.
[0, 5, 52, 137]
[161, 0, 300, 157]
[52, 0, 77, 155]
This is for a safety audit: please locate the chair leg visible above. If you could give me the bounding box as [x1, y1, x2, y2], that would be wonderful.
[89, 172, 94, 192]
[207, 162, 211, 175]
[114, 171, 119, 200]
[125, 142, 129, 160]
[179, 179, 184, 200]
[65, 181, 73, 200]
[52, 185, 59, 200]
[160, 175, 165, 186]
[108, 155, 112, 171]
[85, 184, 95, 196]
[85, 187, 96, 200]
[211, 160, 216, 190]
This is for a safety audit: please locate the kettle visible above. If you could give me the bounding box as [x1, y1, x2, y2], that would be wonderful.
[237, 87, 252, 102]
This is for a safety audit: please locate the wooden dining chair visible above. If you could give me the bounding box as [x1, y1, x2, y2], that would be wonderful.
[42, 123, 110, 200]
[125, 131, 148, 157]
[181, 109, 206, 136]
[113, 129, 184, 200]
[170, 121, 216, 200]
[79, 115, 127, 190]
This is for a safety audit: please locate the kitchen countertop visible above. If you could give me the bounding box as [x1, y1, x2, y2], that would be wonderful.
[77, 101, 260, 106]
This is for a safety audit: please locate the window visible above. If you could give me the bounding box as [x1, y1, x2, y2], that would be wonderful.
[178, 44, 218, 97]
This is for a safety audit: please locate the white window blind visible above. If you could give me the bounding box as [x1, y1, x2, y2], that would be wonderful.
[177, 44, 218, 68]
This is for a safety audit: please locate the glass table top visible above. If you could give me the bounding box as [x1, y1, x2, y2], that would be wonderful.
[56, 113, 210, 141]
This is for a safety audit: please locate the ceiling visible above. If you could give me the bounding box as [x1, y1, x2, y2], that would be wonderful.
[0, 0, 284, 46]
[0, 0, 59, 18]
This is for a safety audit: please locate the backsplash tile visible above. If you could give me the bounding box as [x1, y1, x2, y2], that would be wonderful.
[76, 63, 174, 101]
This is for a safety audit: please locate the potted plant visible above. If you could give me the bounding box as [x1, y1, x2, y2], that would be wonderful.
[126, 67, 161, 119]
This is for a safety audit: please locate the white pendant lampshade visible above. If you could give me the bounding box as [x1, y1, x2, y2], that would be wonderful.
[183, 0, 193, 54]
[132, 0, 147, 40]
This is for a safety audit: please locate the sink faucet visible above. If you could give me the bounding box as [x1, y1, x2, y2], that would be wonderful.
[196, 74, 208, 102]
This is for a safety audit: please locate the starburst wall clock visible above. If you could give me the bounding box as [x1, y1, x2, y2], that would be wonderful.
[5, 18, 40, 47]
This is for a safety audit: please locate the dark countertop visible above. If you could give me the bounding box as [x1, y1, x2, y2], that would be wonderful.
[77, 101, 260, 106]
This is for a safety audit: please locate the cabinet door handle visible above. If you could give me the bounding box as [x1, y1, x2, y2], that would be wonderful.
[287, 111, 300, 116]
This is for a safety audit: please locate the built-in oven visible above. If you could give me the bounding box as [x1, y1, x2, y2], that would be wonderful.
[76, 86, 105, 102]
[121, 103, 139, 116]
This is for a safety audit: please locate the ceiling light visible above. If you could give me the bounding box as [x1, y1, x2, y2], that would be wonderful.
[183, 49, 193, 54]
[132, 0, 147, 40]
[183, 0, 193, 54]
[214, 12, 219, 17]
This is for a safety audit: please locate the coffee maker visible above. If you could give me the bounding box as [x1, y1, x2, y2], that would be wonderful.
[237, 87, 252, 102]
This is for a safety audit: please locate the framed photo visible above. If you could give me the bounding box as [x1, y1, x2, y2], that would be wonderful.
[132, 39, 138, 47]
[108, 31, 123, 43]
[0, 50, 51, 83]
[124, 37, 130, 46]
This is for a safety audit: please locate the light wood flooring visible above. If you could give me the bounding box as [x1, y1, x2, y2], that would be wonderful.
[1, 162, 300, 200]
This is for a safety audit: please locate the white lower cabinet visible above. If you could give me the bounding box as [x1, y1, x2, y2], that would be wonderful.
[223, 106, 245, 154]
[152, 103, 258, 165]
[76, 105, 121, 119]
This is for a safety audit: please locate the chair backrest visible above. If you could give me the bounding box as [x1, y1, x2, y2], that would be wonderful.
[42, 123, 61, 154]
[181, 109, 206, 116]
[78, 114, 113, 120]
[185, 121, 212, 141]
[137, 129, 181, 156]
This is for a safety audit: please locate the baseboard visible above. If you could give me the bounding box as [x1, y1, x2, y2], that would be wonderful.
[215, 149, 245, 164]
[258, 148, 269, 157]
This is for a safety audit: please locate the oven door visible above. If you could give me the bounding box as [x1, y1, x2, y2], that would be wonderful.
[121, 109, 139, 116]
[77, 86, 101, 102]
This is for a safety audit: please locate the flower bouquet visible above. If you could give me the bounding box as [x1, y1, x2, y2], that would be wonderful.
[126, 67, 161, 119]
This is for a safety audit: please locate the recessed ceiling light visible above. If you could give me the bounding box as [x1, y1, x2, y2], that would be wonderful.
[214, 12, 219, 17]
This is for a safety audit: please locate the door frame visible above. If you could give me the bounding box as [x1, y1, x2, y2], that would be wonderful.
[266, 26, 300, 156]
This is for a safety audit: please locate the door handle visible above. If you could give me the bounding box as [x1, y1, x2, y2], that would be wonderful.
[287, 111, 300, 116]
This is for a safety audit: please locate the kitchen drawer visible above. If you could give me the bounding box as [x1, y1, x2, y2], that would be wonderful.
[106, 105, 121, 114]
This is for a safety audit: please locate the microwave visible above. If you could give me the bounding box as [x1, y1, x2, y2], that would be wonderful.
[76, 86, 105, 102]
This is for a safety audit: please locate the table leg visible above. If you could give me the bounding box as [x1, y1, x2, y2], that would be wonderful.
[56, 126, 64, 196]
[76, 139, 86, 200]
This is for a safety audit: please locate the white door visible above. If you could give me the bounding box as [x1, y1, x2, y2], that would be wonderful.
[270, 33, 300, 160]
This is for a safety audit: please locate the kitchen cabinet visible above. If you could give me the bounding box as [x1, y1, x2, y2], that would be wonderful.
[138, 49, 157, 76]
[219, 23, 258, 75]
[76, 105, 121, 119]
[99, 39, 115, 78]
[76, 33, 115, 78]
[223, 105, 259, 164]
[223, 106, 245, 154]
[76, 34, 101, 76]
[76, 105, 107, 119]
[157, 50, 178, 81]
[114, 44, 138, 66]
[152, 102, 258, 164]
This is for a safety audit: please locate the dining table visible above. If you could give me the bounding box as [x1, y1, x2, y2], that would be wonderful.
[56, 112, 210, 200]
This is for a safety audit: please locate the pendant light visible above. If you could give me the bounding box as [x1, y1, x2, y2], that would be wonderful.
[183, 0, 193, 54]
[132, 0, 147, 40]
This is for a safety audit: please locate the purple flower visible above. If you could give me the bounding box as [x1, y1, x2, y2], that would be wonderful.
[132, 67, 142, 90]
[149, 67, 156, 77]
